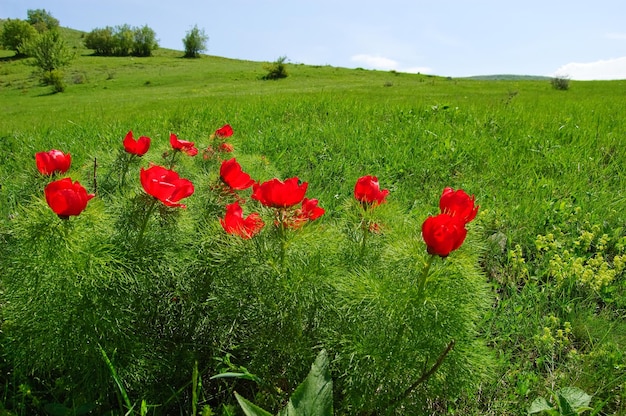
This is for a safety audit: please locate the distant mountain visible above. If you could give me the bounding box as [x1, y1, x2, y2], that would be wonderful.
[461, 74, 552, 81]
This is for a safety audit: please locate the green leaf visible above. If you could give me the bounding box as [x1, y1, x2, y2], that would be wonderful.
[210, 371, 262, 384]
[557, 387, 593, 412]
[234, 392, 273, 416]
[528, 396, 554, 414]
[557, 391, 577, 416]
[278, 349, 333, 416]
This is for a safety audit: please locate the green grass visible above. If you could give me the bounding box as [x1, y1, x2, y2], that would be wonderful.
[1, 28, 625, 415]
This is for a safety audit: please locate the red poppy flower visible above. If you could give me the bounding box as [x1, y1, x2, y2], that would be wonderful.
[219, 142, 234, 153]
[44, 177, 94, 218]
[35, 149, 71, 175]
[439, 187, 479, 224]
[299, 198, 325, 221]
[214, 124, 234, 138]
[220, 201, 264, 239]
[421, 213, 468, 257]
[140, 165, 195, 208]
[123, 130, 151, 156]
[287, 197, 325, 229]
[169, 133, 198, 156]
[354, 175, 389, 206]
[252, 177, 308, 208]
[220, 158, 256, 191]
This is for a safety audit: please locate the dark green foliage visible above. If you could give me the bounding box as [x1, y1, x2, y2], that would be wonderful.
[262, 56, 289, 80]
[85, 24, 159, 57]
[24, 29, 75, 75]
[551, 75, 570, 90]
[26, 8, 60, 32]
[183, 25, 209, 58]
[0, 18, 37, 56]
[132, 25, 159, 57]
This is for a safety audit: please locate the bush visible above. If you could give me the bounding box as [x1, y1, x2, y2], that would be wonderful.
[84, 27, 115, 56]
[42, 69, 66, 92]
[182, 25, 208, 58]
[0, 18, 38, 56]
[84, 25, 159, 57]
[551, 75, 570, 90]
[262, 56, 289, 80]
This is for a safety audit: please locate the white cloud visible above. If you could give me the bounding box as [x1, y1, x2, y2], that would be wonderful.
[553, 57, 626, 80]
[350, 54, 433, 74]
[351, 54, 398, 70]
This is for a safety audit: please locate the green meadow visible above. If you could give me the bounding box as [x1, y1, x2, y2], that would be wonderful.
[1, 27, 625, 415]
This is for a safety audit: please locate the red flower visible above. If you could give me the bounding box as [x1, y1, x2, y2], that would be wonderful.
[220, 158, 256, 191]
[35, 149, 71, 175]
[123, 130, 151, 156]
[169, 133, 198, 156]
[252, 177, 308, 208]
[439, 187, 478, 224]
[214, 124, 234, 138]
[219, 142, 234, 153]
[421, 213, 468, 257]
[44, 177, 94, 218]
[354, 175, 389, 206]
[299, 197, 325, 221]
[140, 165, 195, 208]
[220, 201, 264, 239]
[287, 198, 325, 229]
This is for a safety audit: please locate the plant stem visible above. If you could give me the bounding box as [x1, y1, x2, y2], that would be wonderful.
[387, 339, 456, 409]
[137, 198, 158, 247]
[416, 254, 436, 299]
[359, 218, 369, 260]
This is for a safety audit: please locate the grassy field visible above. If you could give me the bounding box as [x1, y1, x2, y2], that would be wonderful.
[1, 28, 625, 415]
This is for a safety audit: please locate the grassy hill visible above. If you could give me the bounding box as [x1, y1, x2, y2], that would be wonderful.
[1, 25, 626, 416]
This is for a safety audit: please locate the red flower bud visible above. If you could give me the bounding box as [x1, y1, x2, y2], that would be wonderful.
[44, 177, 94, 218]
[35, 149, 71, 175]
[421, 213, 467, 257]
[122, 130, 151, 156]
[140, 165, 194, 208]
[354, 175, 389, 206]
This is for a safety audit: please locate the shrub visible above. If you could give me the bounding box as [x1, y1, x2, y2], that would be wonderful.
[132, 25, 159, 57]
[551, 75, 570, 90]
[182, 25, 208, 58]
[262, 56, 289, 80]
[84, 27, 115, 55]
[0, 18, 38, 56]
[84, 25, 159, 57]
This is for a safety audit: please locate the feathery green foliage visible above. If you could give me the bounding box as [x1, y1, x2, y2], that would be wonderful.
[0, 33, 625, 415]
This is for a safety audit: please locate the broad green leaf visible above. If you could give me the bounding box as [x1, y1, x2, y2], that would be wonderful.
[557, 392, 577, 416]
[278, 349, 333, 416]
[235, 392, 273, 416]
[558, 387, 592, 412]
[528, 396, 554, 414]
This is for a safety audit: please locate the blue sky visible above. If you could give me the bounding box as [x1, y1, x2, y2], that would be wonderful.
[3, 0, 626, 79]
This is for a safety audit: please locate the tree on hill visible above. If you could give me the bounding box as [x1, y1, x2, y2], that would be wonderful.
[182, 25, 208, 58]
[24, 29, 75, 92]
[0, 18, 37, 56]
[26, 9, 60, 33]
